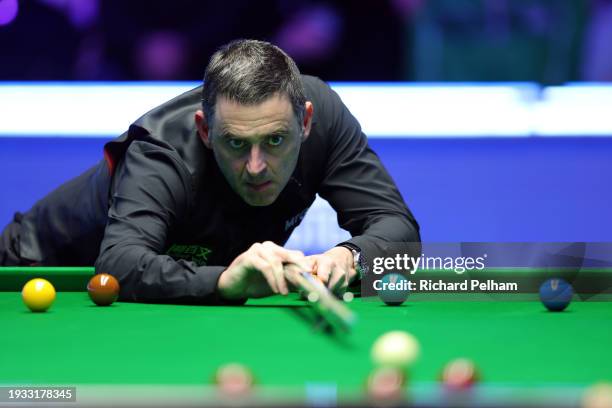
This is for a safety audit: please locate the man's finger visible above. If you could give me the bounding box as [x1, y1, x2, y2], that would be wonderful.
[328, 266, 349, 295]
[283, 264, 302, 289]
[250, 255, 280, 294]
[315, 257, 333, 284]
[261, 242, 313, 272]
[270, 256, 289, 295]
[256, 244, 290, 295]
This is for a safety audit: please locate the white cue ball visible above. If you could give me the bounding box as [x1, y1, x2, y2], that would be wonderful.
[371, 331, 420, 368]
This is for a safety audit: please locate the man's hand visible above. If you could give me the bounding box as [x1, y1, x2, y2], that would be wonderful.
[217, 241, 312, 300]
[306, 246, 358, 295]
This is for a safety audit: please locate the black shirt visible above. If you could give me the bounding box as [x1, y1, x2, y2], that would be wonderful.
[11, 75, 420, 303]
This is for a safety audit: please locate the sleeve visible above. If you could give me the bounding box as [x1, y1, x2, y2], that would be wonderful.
[315, 81, 421, 274]
[94, 141, 239, 304]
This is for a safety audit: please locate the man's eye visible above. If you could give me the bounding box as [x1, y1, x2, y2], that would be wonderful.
[268, 135, 284, 147]
[228, 139, 246, 149]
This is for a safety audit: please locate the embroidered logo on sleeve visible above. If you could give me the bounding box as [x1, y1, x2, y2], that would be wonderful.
[166, 244, 212, 266]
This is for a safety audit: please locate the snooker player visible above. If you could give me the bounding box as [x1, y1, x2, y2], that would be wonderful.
[0, 40, 420, 304]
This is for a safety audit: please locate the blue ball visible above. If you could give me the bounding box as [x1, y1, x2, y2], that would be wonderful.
[378, 273, 410, 306]
[539, 278, 573, 311]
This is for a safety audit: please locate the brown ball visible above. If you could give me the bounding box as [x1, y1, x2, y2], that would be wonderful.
[87, 273, 120, 306]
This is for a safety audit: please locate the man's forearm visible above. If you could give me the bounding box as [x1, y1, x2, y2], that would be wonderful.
[95, 244, 234, 304]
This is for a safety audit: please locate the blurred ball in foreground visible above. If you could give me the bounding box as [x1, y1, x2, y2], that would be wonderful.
[371, 330, 420, 369]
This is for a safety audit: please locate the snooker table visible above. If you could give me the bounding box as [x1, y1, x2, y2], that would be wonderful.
[1, 266, 611, 407]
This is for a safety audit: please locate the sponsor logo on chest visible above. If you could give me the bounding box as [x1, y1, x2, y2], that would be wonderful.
[285, 208, 308, 232]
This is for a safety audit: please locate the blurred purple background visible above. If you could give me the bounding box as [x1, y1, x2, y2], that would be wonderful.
[2, 0, 612, 244]
[1, 0, 610, 82]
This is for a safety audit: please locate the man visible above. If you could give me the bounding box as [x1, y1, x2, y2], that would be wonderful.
[0, 40, 420, 304]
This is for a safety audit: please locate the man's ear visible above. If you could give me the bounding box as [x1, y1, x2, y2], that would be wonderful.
[195, 110, 212, 148]
[301, 101, 314, 141]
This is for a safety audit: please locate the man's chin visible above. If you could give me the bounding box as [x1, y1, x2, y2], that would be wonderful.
[241, 191, 279, 207]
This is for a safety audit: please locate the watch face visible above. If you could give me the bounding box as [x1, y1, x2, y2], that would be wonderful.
[339, 244, 362, 272]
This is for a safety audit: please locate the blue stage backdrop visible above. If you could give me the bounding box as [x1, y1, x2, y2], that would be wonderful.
[1, 136, 611, 255]
[2, 82, 611, 254]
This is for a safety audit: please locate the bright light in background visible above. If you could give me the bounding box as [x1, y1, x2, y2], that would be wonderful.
[0, 0, 18, 25]
[333, 84, 537, 137]
[533, 85, 612, 136]
[1, 82, 612, 137]
[0, 82, 195, 136]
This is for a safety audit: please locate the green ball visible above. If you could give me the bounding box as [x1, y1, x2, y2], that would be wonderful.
[378, 273, 410, 306]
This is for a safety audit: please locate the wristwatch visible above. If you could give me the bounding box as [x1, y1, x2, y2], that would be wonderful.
[338, 243, 364, 278]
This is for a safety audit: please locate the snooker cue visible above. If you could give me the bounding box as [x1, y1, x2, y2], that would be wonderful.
[292, 271, 357, 332]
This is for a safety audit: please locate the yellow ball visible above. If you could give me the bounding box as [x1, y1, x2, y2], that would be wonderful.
[371, 330, 420, 369]
[22, 278, 56, 312]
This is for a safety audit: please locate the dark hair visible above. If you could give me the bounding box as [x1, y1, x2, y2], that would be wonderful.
[202, 39, 306, 128]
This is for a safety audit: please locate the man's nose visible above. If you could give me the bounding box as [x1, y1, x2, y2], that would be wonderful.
[246, 145, 267, 176]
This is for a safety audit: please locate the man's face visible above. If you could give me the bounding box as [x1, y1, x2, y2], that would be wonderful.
[202, 94, 306, 206]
